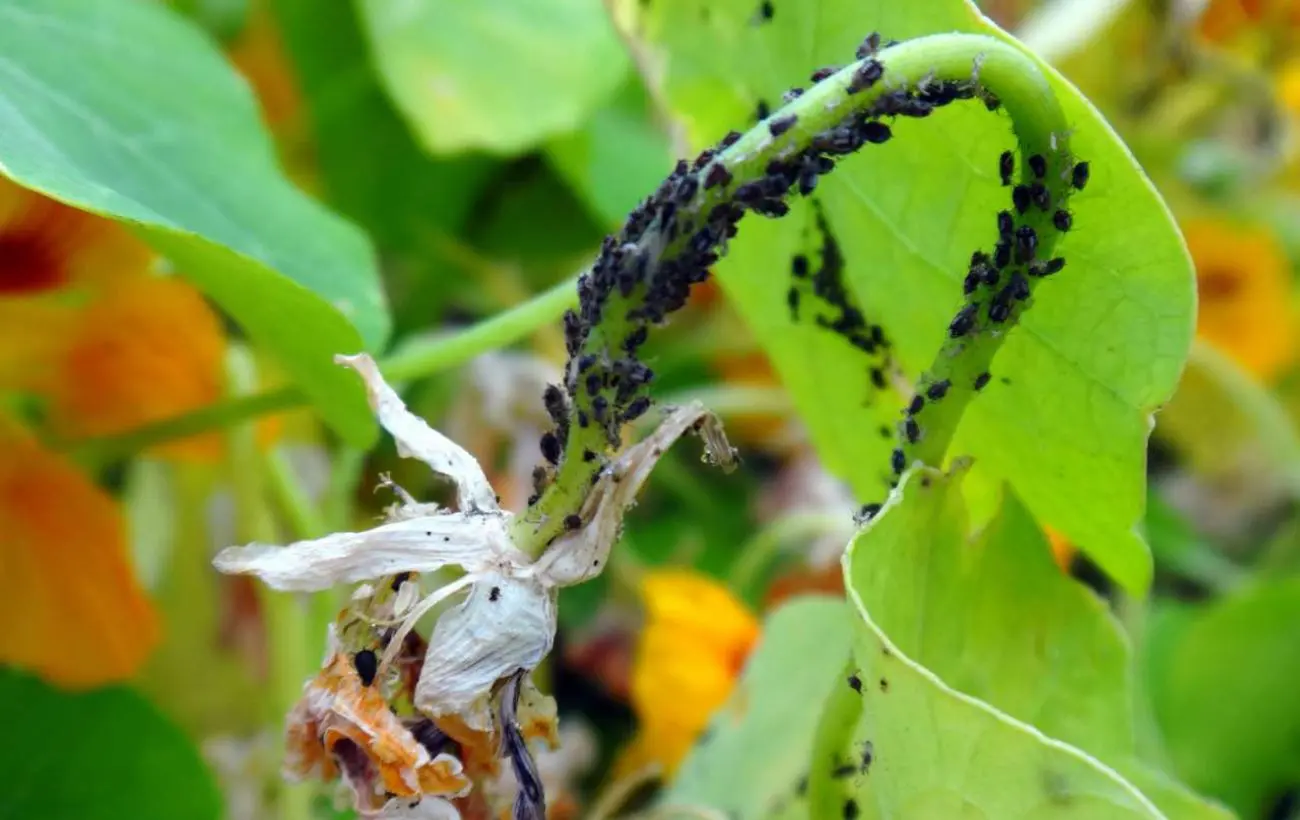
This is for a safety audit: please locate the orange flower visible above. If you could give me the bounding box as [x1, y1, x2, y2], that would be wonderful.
[1183, 217, 1296, 380]
[618, 570, 760, 778]
[0, 420, 158, 687]
[1196, 0, 1300, 49]
[227, 4, 303, 134]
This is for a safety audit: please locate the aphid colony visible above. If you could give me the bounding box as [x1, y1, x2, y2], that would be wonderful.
[534, 30, 1001, 501]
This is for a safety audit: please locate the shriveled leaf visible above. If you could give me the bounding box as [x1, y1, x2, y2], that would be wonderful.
[665, 596, 854, 818]
[613, 0, 1195, 592]
[0, 669, 221, 820]
[0, 0, 388, 443]
[1146, 580, 1300, 817]
[357, 0, 630, 155]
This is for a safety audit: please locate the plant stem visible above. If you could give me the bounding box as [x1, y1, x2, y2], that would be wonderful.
[63, 275, 579, 462]
[518, 32, 1076, 555]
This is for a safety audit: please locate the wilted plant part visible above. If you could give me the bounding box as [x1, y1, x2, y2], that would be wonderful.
[214, 353, 734, 816]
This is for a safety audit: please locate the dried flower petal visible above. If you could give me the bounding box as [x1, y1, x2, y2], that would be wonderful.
[337, 353, 500, 513]
[535, 403, 735, 587]
[213, 513, 513, 592]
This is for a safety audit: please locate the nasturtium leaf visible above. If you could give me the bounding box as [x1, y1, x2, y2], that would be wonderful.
[612, 0, 1195, 592]
[357, 0, 631, 155]
[0, 0, 388, 444]
[0, 669, 222, 820]
[826, 466, 1226, 819]
[666, 596, 853, 818]
[269, 0, 498, 333]
[547, 79, 675, 228]
[1145, 579, 1300, 817]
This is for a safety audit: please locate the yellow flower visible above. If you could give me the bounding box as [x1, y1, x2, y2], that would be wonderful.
[1183, 217, 1296, 380]
[619, 570, 760, 779]
[0, 420, 159, 687]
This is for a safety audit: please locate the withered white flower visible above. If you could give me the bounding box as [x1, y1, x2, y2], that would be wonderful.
[214, 353, 732, 738]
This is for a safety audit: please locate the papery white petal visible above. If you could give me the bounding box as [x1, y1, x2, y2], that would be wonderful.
[375, 797, 461, 819]
[336, 353, 499, 514]
[213, 514, 510, 591]
[535, 402, 736, 587]
[414, 573, 556, 733]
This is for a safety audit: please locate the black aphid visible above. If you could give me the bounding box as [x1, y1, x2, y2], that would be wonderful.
[847, 60, 884, 93]
[720, 130, 743, 148]
[1015, 225, 1037, 261]
[963, 269, 981, 295]
[988, 299, 1011, 323]
[543, 384, 567, 426]
[768, 114, 797, 137]
[848, 674, 863, 693]
[861, 121, 892, 144]
[704, 163, 733, 190]
[844, 798, 860, 820]
[859, 502, 882, 520]
[811, 65, 840, 82]
[907, 395, 924, 415]
[564, 514, 582, 531]
[998, 150, 1014, 186]
[890, 448, 905, 474]
[974, 372, 991, 390]
[1030, 182, 1051, 211]
[994, 241, 1012, 269]
[791, 254, 809, 278]
[870, 367, 887, 389]
[1071, 161, 1090, 190]
[1053, 209, 1072, 232]
[623, 395, 652, 422]
[755, 99, 771, 121]
[787, 286, 800, 317]
[1030, 257, 1066, 277]
[783, 87, 804, 104]
[997, 210, 1013, 238]
[855, 32, 882, 59]
[1028, 154, 1046, 179]
[1012, 185, 1031, 215]
[540, 431, 562, 465]
[758, 0, 774, 20]
[949, 303, 978, 337]
[926, 379, 950, 400]
[904, 417, 920, 443]
[353, 649, 378, 687]
[585, 371, 602, 397]
[1008, 272, 1030, 301]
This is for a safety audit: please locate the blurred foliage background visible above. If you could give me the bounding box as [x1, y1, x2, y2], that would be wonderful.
[2, 0, 1300, 818]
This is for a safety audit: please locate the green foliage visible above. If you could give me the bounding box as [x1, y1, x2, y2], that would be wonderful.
[1146, 582, 1300, 817]
[613, 0, 1196, 592]
[357, 0, 631, 155]
[0, 669, 221, 820]
[0, 0, 388, 444]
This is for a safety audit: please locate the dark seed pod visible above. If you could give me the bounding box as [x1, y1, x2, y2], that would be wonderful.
[1071, 161, 1090, 190]
[1053, 209, 1072, 232]
[998, 151, 1014, 186]
[925, 379, 950, 400]
[1028, 154, 1046, 179]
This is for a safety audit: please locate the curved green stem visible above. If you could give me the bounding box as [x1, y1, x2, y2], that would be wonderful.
[518, 32, 1076, 554]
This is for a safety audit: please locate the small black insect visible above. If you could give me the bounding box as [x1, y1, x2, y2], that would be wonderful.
[847, 60, 884, 93]
[768, 114, 797, 137]
[1053, 209, 1072, 232]
[787, 286, 800, 317]
[860, 121, 892, 144]
[904, 417, 920, 443]
[963, 269, 981, 295]
[907, 395, 924, 415]
[997, 210, 1013, 238]
[758, 0, 774, 20]
[540, 431, 562, 465]
[577, 353, 597, 372]
[582, 449, 597, 462]
[1011, 184, 1031, 215]
[1028, 154, 1046, 179]
[859, 502, 882, 520]
[948, 303, 978, 338]
[783, 87, 805, 104]
[998, 150, 1014, 186]
[489, 586, 502, 602]
[1032, 257, 1066, 277]
[848, 674, 863, 693]
[988, 300, 1011, 323]
[974, 372, 991, 391]
[870, 368, 887, 389]
[811, 65, 840, 82]
[623, 324, 648, 353]
[564, 514, 582, 531]
[585, 371, 602, 397]
[353, 649, 378, 687]
[855, 31, 882, 59]
[970, 250, 992, 268]
[720, 130, 743, 149]
[1008, 272, 1030, 301]
[1030, 182, 1051, 211]
[1015, 225, 1037, 262]
[891, 448, 905, 474]
[755, 99, 771, 121]
[791, 254, 809, 278]
[703, 163, 733, 190]
[994, 240, 1012, 269]
[926, 379, 951, 400]
[1071, 161, 1090, 190]
[624, 395, 652, 422]
[844, 797, 860, 820]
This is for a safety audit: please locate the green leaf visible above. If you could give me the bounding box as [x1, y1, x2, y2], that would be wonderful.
[357, 0, 631, 155]
[269, 0, 498, 332]
[547, 78, 675, 227]
[825, 466, 1227, 819]
[666, 597, 854, 818]
[1146, 579, 1300, 817]
[0, 0, 388, 443]
[613, 0, 1195, 592]
[0, 668, 221, 820]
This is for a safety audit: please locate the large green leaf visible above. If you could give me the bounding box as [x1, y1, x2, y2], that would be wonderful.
[612, 0, 1194, 592]
[357, 0, 631, 155]
[1145, 580, 1300, 817]
[666, 596, 854, 818]
[845, 467, 1229, 819]
[269, 0, 498, 333]
[0, 0, 388, 443]
[0, 669, 221, 819]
